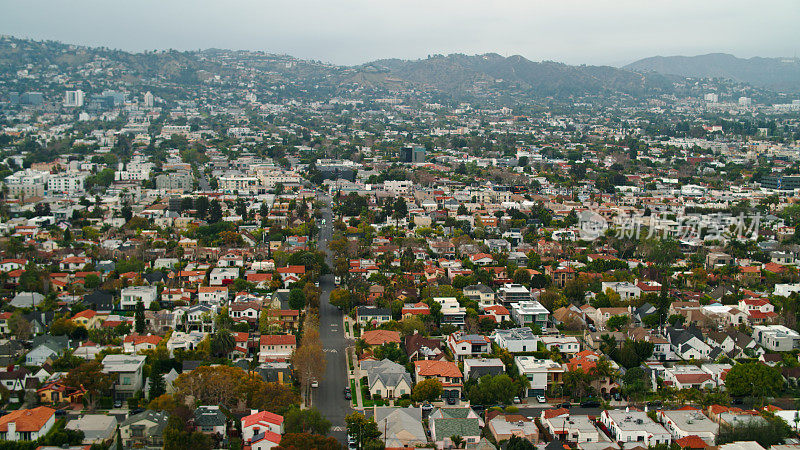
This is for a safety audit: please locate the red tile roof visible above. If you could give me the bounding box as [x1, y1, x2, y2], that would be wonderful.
[259, 335, 296, 346]
[361, 330, 401, 346]
[242, 410, 284, 428]
[0, 406, 55, 432]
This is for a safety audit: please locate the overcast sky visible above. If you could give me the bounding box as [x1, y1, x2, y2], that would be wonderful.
[1, 0, 798, 66]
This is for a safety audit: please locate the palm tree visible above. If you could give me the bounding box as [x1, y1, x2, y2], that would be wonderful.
[450, 435, 464, 449]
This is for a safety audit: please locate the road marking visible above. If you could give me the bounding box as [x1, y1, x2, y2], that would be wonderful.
[324, 348, 339, 353]
[331, 426, 345, 431]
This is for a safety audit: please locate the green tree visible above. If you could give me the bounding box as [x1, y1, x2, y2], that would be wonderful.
[507, 435, 536, 450]
[64, 360, 114, 411]
[208, 199, 223, 223]
[725, 362, 783, 399]
[412, 378, 443, 402]
[345, 412, 381, 450]
[210, 328, 236, 357]
[288, 288, 306, 310]
[135, 300, 145, 333]
[283, 406, 332, 435]
[605, 314, 629, 332]
[275, 433, 343, 450]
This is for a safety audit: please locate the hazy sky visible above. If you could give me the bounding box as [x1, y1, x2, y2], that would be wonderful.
[1, 0, 798, 66]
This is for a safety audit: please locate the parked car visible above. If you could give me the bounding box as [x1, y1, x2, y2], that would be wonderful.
[580, 399, 600, 408]
[130, 408, 145, 416]
[559, 402, 571, 409]
[114, 400, 122, 408]
[55, 409, 67, 417]
[344, 391, 351, 400]
[421, 402, 433, 412]
[446, 396, 457, 405]
[513, 396, 522, 404]
[311, 378, 319, 388]
[536, 395, 547, 403]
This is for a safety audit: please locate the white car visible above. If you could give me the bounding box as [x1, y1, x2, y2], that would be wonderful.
[311, 379, 319, 388]
[537, 395, 546, 403]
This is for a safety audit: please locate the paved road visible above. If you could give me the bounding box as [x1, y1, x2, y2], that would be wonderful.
[312, 195, 352, 443]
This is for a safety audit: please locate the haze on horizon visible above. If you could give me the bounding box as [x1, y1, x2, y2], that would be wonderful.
[1, 0, 798, 67]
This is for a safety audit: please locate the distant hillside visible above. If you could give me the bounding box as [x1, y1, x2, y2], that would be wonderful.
[624, 53, 800, 93]
[365, 53, 675, 98]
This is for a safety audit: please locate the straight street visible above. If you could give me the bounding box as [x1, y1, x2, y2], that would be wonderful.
[313, 195, 352, 443]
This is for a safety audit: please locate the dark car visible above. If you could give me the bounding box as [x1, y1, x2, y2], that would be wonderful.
[732, 397, 744, 405]
[446, 396, 457, 405]
[345, 391, 351, 400]
[130, 408, 145, 416]
[646, 400, 662, 408]
[471, 404, 486, 412]
[580, 399, 600, 408]
[55, 409, 68, 417]
[560, 402, 571, 409]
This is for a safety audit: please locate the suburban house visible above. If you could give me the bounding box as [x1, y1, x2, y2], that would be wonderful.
[429, 407, 484, 449]
[752, 325, 800, 351]
[259, 334, 296, 362]
[488, 413, 539, 444]
[198, 286, 229, 305]
[492, 327, 540, 353]
[101, 354, 146, 400]
[446, 332, 491, 361]
[360, 359, 412, 399]
[511, 301, 550, 328]
[463, 358, 505, 380]
[242, 410, 284, 445]
[600, 409, 671, 446]
[356, 306, 391, 326]
[541, 410, 604, 444]
[65, 414, 117, 444]
[118, 410, 169, 449]
[0, 406, 56, 441]
[194, 405, 227, 435]
[209, 267, 239, 286]
[361, 330, 401, 348]
[405, 333, 445, 361]
[515, 356, 565, 397]
[413, 360, 464, 399]
[433, 297, 467, 327]
[658, 408, 717, 444]
[539, 335, 581, 356]
[374, 407, 427, 448]
[120, 285, 158, 310]
[463, 284, 496, 308]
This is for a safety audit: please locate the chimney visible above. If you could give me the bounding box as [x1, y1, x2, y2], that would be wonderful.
[7, 421, 15, 440]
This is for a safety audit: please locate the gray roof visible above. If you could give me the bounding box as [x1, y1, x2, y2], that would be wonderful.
[362, 359, 411, 391]
[433, 417, 481, 439]
[194, 406, 226, 427]
[120, 409, 169, 430]
[464, 284, 494, 294]
[10, 292, 45, 308]
[374, 407, 426, 447]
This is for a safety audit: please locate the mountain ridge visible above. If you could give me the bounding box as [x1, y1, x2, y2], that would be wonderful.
[624, 53, 800, 93]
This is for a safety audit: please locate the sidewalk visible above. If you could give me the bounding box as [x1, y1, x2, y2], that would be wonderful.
[345, 345, 364, 410]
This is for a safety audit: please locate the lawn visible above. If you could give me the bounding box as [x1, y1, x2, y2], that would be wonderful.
[350, 378, 358, 407]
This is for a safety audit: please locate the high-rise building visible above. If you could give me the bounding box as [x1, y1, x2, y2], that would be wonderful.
[738, 96, 752, 106]
[63, 90, 85, 107]
[703, 93, 718, 103]
[400, 146, 426, 163]
[143, 91, 154, 108]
